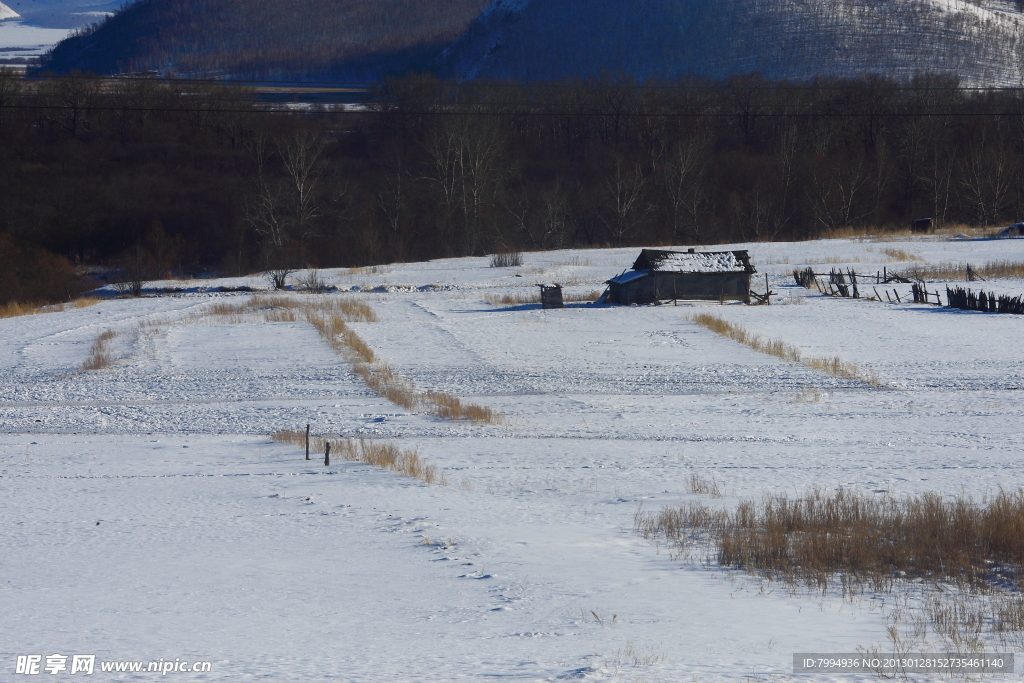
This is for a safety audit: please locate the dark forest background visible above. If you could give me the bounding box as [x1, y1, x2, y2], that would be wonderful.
[3, 70, 1024, 302]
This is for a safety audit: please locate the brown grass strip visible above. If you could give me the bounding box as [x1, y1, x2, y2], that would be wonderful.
[80, 328, 116, 371]
[272, 431, 445, 486]
[484, 292, 538, 306]
[900, 260, 1024, 282]
[484, 290, 601, 307]
[1, 297, 102, 319]
[691, 313, 882, 386]
[881, 247, 924, 262]
[210, 294, 502, 425]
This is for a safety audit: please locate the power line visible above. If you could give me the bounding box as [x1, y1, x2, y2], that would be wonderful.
[13, 71, 1024, 93]
[6, 102, 1024, 117]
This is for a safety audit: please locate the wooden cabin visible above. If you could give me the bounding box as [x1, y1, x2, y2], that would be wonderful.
[605, 249, 756, 305]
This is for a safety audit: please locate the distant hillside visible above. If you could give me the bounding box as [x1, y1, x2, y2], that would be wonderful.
[37, 0, 490, 79]
[438, 0, 1024, 85]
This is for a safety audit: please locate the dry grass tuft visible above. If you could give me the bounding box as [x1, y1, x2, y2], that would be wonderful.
[637, 488, 1024, 592]
[1, 297, 102, 320]
[272, 431, 444, 486]
[484, 289, 600, 307]
[73, 298, 101, 309]
[566, 290, 602, 302]
[691, 313, 882, 386]
[490, 252, 524, 267]
[484, 292, 538, 306]
[881, 247, 924, 262]
[81, 328, 116, 371]
[425, 391, 501, 424]
[687, 473, 722, 497]
[555, 255, 594, 267]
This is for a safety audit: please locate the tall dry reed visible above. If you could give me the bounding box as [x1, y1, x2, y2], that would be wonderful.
[637, 488, 1024, 591]
[80, 328, 116, 371]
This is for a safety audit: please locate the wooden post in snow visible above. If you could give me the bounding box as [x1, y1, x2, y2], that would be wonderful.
[324, 441, 331, 467]
[305, 424, 310, 461]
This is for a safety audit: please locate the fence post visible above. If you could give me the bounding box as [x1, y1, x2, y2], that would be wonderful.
[305, 424, 310, 461]
[324, 441, 331, 467]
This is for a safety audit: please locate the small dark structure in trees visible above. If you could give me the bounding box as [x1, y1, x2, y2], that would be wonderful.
[1000, 223, 1024, 238]
[604, 249, 756, 305]
[911, 218, 933, 234]
[539, 284, 564, 309]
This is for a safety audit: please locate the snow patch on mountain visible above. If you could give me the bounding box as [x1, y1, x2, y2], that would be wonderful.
[439, 0, 1024, 85]
[0, 2, 21, 20]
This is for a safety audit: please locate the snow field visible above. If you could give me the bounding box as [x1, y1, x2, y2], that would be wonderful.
[3, 235, 1024, 680]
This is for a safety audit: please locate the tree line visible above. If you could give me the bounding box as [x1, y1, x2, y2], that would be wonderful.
[3, 70, 1024, 303]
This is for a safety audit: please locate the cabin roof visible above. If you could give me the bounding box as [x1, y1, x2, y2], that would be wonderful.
[631, 249, 755, 274]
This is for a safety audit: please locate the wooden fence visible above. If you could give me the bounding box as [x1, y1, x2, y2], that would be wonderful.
[791, 266, 1024, 313]
[946, 287, 1024, 314]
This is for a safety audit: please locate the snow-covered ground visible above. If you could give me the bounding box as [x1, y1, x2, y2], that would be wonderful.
[3, 235, 1024, 681]
[0, 20, 73, 59]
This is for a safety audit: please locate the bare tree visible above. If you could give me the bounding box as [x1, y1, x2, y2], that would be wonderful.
[422, 112, 509, 255]
[39, 73, 100, 138]
[243, 133, 285, 252]
[278, 129, 327, 245]
[114, 244, 153, 297]
[731, 179, 775, 241]
[600, 155, 651, 245]
[808, 153, 875, 232]
[375, 144, 408, 241]
[958, 127, 1015, 226]
[663, 131, 713, 243]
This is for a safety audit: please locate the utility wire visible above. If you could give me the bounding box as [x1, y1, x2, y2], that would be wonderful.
[5, 102, 1024, 117]
[12, 72, 1024, 93]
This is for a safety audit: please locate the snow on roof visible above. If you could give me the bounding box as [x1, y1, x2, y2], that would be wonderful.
[606, 270, 651, 285]
[632, 249, 754, 274]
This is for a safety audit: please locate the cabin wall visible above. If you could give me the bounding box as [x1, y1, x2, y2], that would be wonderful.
[654, 272, 751, 302]
[609, 272, 751, 304]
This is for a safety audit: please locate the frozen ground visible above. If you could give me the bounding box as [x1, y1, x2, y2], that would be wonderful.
[3, 235, 1024, 681]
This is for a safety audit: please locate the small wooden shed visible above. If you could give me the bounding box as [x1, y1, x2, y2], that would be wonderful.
[538, 284, 564, 309]
[604, 248, 756, 305]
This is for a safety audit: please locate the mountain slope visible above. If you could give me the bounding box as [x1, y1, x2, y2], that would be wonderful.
[438, 0, 1024, 85]
[38, 0, 489, 79]
[0, 2, 20, 20]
